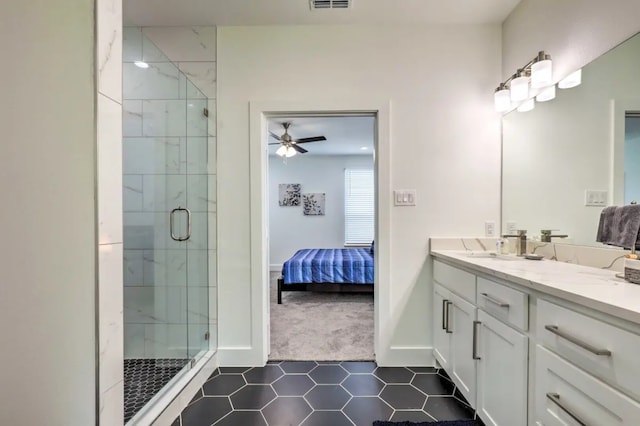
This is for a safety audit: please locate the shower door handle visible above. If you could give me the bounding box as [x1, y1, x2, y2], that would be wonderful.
[170, 206, 192, 241]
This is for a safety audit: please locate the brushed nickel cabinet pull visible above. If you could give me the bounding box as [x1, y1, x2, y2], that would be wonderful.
[546, 393, 588, 426]
[480, 292, 510, 308]
[445, 301, 453, 334]
[472, 321, 481, 360]
[545, 325, 612, 356]
[442, 299, 448, 330]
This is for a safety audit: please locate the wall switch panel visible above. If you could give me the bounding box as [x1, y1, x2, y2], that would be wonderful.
[394, 189, 416, 206]
[585, 190, 608, 206]
[485, 221, 496, 238]
[506, 221, 517, 235]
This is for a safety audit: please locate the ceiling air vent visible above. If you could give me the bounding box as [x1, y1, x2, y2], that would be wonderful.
[310, 0, 351, 9]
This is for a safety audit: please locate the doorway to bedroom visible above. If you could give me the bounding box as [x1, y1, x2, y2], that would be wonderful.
[266, 114, 376, 361]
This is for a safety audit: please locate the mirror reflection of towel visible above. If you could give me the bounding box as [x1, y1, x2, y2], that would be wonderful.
[596, 205, 640, 249]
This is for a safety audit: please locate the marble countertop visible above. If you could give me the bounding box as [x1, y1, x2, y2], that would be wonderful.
[431, 250, 640, 325]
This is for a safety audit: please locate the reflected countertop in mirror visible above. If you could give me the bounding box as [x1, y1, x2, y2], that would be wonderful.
[502, 32, 640, 247]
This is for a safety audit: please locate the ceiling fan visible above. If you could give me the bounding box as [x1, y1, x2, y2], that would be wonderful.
[269, 122, 327, 157]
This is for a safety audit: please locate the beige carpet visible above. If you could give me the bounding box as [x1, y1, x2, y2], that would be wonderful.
[269, 273, 374, 361]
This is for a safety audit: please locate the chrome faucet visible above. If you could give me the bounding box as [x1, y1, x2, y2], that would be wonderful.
[540, 229, 568, 243]
[502, 229, 527, 256]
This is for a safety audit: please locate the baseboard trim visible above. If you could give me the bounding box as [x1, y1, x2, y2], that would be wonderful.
[376, 346, 434, 367]
[270, 264, 282, 272]
[217, 347, 266, 367]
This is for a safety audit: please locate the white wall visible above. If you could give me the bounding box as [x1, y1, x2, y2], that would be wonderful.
[269, 155, 373, 268]
[217, 24, 502, 365]
[503, 0, 640, 82]
[0, 1, 98, 424]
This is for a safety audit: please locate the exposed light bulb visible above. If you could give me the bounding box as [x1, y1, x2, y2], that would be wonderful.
[276, 145, 287, 157]
[536, 85, 556, 102]
[134, 61, 149, 69]
[510, 72, 529, 102]
[558, 69, 582, 89]
[517, 98, 535, 112]
[494, 84, 511, 112]
[531, 53, 552, 88]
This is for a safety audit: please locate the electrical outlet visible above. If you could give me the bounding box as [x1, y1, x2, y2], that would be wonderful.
[485, 221, 496, 238]
[506, 221, 517, 235]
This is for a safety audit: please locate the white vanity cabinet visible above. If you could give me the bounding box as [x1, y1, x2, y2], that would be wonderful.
[432, 252, 640, 426]
[476, 310, 528, 426]
[433, 260, 528, 423]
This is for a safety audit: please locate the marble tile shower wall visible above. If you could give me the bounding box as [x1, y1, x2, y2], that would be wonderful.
[122, 27, 217, 359]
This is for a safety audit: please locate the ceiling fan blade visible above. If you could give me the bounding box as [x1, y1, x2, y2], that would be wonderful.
[269, 131, 282, 141]
[268, 142, 282, 145]
[292, 144, 308, 154]
[294, 136, 326, 143]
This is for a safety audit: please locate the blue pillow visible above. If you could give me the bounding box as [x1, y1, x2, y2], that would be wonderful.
[370, 241, 375, 254]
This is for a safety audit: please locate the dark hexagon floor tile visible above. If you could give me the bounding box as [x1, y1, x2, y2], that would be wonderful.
[374, 367, 415, 383]
[280, 361, 318, 374]
[308, 365, 349, 384]
[189, 388, 203, 405]
[341, 361, 377, 373]
[342, 374, 385, 396]
[380, 384, 427, 409]
[301, 411, 353, 426]
[390, 410, 438, 422]
[219, 367, 251, 374]
[262, 397, 312, 426]
[230, 385, 276, 409]
[407, 366, 437, 374]
[180, 397, 231, 426]
[343, 396, 393, 425]
[411, 373, 455, 396]
[272, 375, 315, 396]
[424, 396, 476, 421]
[243, 365, 285, 384]
[202, 375, 246, 396]
[214, 410, 267, 426]
[171, 416, 181, 426]
[305, 384, 351, 409]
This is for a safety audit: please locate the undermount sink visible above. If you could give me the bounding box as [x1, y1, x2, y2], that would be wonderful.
[464, 252, 521, 261]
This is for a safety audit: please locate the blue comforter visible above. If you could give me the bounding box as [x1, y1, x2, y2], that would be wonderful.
[282, 248, 374, 285]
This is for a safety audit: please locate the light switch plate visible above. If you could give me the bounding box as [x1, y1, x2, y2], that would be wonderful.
[394, 189, 417, 206]
[485, 221, 496, 238]
[506, 221, 517, 235]
[585, 190, 608, 206]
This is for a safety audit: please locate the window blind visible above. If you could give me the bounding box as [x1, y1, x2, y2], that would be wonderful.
[344, 168, 374, 245]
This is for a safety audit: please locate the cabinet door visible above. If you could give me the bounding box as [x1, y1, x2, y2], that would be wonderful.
[434, 284, 452, 369]
[450, 293, 477, 407]
[476, 310, 528, 426]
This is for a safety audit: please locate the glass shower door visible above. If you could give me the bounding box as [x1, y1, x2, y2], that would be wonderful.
[123, 28, 209, 423]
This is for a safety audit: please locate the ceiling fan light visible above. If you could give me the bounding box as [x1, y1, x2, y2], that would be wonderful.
[558, 69, 582, 89]
[285, 146, 297, 157]
[276, 145, 287, 157]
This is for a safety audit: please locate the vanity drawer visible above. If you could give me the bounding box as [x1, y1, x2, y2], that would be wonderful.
[476, 277, 528, 331]
[535, 345, 640, 426]
[537, 299, 640, 400]
[433, 260, 476, 303]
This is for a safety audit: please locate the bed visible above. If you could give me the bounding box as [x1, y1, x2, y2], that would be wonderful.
[277, 247, 374, 304]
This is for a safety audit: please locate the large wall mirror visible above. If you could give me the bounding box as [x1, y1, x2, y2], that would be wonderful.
[502, 32, 640, 247]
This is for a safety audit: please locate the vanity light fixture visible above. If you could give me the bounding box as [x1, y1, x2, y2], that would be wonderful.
[536, 85, 556, 102]
[494, 50, 557, 112]
[517, 98, 535, 112]
[558, 69, 582, 89]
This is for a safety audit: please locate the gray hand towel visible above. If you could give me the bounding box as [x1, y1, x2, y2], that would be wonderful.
[596, 204, 640, 249]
